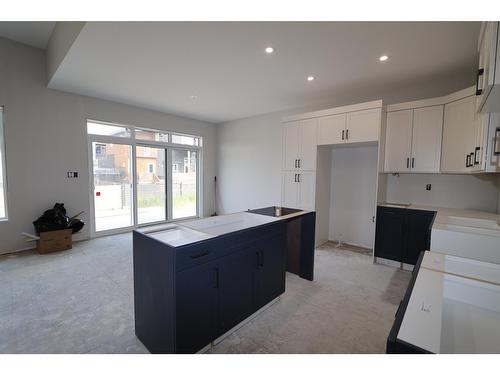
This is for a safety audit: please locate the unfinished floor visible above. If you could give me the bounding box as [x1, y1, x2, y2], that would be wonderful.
[0, 236, 411, 354]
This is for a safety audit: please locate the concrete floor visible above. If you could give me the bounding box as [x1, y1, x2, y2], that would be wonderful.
[0, 235, 411, 354]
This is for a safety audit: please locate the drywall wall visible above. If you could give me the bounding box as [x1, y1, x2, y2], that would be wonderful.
[216, 72, 475, 215]
[0, 37, 216, 254]
[329, 145, 378, 249]
[385, 173, 499, 212]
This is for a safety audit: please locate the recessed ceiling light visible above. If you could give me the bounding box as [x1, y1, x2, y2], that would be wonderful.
[379, 55, 389, 62]
[265, 46, 274, 54]
[307, 76, 315, 81]
[189, 95, 198, 100]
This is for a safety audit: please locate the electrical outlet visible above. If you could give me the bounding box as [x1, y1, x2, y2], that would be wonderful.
[426, 184, 432, 191]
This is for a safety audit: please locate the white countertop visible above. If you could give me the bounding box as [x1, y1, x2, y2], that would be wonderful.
[137, 210, 312, 247]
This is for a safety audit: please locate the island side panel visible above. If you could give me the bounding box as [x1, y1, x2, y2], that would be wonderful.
[299, 212, 316, 281]
[133, 231, 176, 353]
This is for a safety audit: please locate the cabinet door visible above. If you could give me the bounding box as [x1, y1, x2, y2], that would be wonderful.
[318, 114, 346, 145]
[297, 172, 315, 211]
[411, 105, 443, 173]
[346, 108, 381, 143]
[403, 210, 435, 265]
[283, 121, 300, 170]
[485, 113, 500, 172]
[374, 207, 405, 262]
[384, 110, 413, 172]
[281, 172, 298, 208]
[217, 246, 256, 335]
[176, 261, 219, 353]
[298, 118, 318, 170]
[254, 232, 286, 309]
[441, 96, 476, 173]
[477, 22, 499, 112]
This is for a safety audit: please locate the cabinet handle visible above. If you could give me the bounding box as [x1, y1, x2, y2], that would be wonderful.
[294, 159, 297, 168]
[474, 147, 480, 165]
[470, 152, 475, 167]
[190, 250, 210, 259]
[476, 68, 484, 96]
[411, 157, 415, 169]
[298, 159, 301, 168]
[495, 127, 500, 155]
[342, 129, 345, 140]
[406, 157, 409, 169]
[346, 129, 349, 140]
[294, 173, 297, 182]
[297, 173, 300, 183]
[214, 268, 219, 289]
[466, 154, 471, 168]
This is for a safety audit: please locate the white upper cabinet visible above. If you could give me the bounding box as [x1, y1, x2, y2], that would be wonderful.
[346, 108, 381, 144]
[411, 105, 443, 173]
[441, 96, 476, 173]
[283, 121, 301, 170]
[318, 114, 346, 145]
[476, 22, 500, 113]
[299, 118, 318, 171]
[384, 110, 413, 173]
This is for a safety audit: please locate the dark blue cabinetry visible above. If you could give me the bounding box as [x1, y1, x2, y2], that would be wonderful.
[134, 220, 287, 353]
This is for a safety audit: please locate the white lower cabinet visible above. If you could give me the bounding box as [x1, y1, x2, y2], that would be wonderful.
[281, 171, 315, 210]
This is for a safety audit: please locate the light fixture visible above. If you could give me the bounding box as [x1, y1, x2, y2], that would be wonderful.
[265, 46, 274, 54]
[307, 75, 315, 81]
[379, 55, 389, 62]
[189, 95, 198, 100]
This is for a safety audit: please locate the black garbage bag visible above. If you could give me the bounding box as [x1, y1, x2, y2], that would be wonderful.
[33, 203, 85, 234]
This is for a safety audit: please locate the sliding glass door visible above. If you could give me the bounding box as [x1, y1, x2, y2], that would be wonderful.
[136, 146, 166, 224]
[171, 149, 198, 219]
[92, 142, 134, 232]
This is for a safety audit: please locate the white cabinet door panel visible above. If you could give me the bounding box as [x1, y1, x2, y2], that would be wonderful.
[346, 108, 380, 143]
[297, 172, 315, 211]
[411, 105, 443, 173]
[299, 118, 318, 170]
[281, 172, 298, 208]
[441, 96, 476, 173]
[384, 109, 413, 172]
[283, 122, 300, 170]
[318, 114, 346, 145]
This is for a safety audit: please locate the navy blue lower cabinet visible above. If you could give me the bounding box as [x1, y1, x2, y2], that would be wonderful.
[176, 260, 219, 354]
[133, 220, 287, 354]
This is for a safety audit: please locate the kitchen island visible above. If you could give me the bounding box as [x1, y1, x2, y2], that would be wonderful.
[133, 209, 315, 354]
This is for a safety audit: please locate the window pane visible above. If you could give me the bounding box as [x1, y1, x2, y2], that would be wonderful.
[135, 128, 169, 143]
[172, 149, 197, 219]
[137, 146, 166, 224]
[0, 109, 6, 219]
[87, 122, 131, 137]
[171, 134, 199, 146]
[92, 142, 133, 231]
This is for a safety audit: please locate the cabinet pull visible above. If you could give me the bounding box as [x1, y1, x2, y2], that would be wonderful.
[406, 157, 409, 169]
[298, 159, 301, 168]
[342, 129, 345, 140]
[297, 173, 300, 183]
[411, 157, 415, 169]
[495, 127, 500, 155]
[346, 129, 349, 140]
[470, 152, 475, 167]
[294, 173, 297, 182]
[474, 147, 480, 165]
[476, 68, 484, 96]
[214, 268, 219, 289]
[294, 159, 297, 168]
[190, 250, 210, 259]
[466, 154, 471, 168]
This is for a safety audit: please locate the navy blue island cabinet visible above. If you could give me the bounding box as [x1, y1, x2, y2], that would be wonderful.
[133, 220, 287, 354]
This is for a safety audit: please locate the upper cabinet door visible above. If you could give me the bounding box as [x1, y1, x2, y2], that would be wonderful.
[441, 96, 476, 173]
[411, 105, 443, 173]
[317, 114, 346, 145]
[384, 110, 413, 173]
[283, 121, 300, 170]
[346, 108, 381, 143]
[298, 118, 318, 171]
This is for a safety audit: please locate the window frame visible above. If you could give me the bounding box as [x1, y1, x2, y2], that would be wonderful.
[0, 106, 8, 221]
[86, 118, 203, 237]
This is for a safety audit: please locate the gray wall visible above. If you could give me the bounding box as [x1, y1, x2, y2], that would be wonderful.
[0, 37, 217, 254]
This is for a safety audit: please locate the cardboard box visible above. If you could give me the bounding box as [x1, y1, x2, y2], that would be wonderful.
[37, 229, 72, 254]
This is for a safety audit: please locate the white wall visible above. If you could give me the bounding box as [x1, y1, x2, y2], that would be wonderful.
[386, 173, 499, 212]
[329, 145, 378, 249]
[0, 37, 217, 254]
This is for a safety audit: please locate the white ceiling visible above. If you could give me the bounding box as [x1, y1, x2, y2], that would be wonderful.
[11, 21, 482, 123]
[0, 21, 55, 48]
